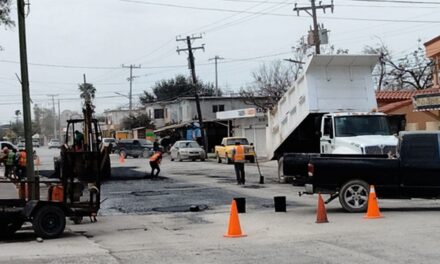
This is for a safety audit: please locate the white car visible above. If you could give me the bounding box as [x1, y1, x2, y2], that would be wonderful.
[48, 139, 62, 149]
[170, 140, 205, 162]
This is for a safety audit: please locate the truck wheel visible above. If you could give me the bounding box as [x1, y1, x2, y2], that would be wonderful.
[250, 156, 255, 163]
[119, 150, 127, 159]
[33, 205, 66, 239]
[339, 180, 369, 213]
[216, 153, 221, 163]
[277, 157, 286, 183]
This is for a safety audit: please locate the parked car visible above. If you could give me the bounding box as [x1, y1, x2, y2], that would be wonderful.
[170, 140, 205, 161]
[48, 139, 62, 149]
[32, 139, 40, 148]
[17, 141, 25, 149]
[0, 141, 18, 154]
[102, 138, 117, 153]
[115, 139, 153, 158]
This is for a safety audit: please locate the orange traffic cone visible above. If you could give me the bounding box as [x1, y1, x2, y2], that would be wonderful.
[364, 185, 383, 219]
[118, 154, 125, 164]
[316, 193, 329, 223]
[224, 200, 246, 238]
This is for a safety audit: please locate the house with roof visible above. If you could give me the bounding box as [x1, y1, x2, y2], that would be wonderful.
[375, 35, 440, 131]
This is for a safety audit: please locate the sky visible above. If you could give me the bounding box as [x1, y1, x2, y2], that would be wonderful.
[0, 0, 439, 124]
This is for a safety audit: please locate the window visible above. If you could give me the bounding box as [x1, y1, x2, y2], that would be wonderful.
[323, 117, 333, 137]
[212, 104, 225, 113]
[154, 109, 164, 119]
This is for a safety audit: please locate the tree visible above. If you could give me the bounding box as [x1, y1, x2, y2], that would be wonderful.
[0, 0, 14, 51]
[0, 0, 13, 27]
[363, 40, 432, 91]
[122, 113, 155, 130]
[240, 60, 295, 110]
[140, 75, 219, 105]
[79, 82, 96, 102]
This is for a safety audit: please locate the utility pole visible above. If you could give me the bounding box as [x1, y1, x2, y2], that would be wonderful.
[17, 0, 38, 200]
[47, 94, 58, 139]
[176, 35, 208, 154]
[58, 98, 61, 140]
[294, 0, 334, 54]
[208, 55, 224, 96]
[122, 64, 141, 116]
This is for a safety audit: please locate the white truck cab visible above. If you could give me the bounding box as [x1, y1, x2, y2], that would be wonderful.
[320, 112, 398, 155]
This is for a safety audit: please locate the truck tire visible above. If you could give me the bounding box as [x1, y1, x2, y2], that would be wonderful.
[216, 153, 221, 163]
[339, 180, 369, 213]
[33, 205, 66, 239]
[119, 150, 127, 159]
[277, 157, 286, 183]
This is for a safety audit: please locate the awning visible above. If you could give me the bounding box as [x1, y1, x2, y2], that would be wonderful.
[154, 122, 191, 133]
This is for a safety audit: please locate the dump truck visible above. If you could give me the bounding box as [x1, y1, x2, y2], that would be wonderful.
[267, 55, 398, 183]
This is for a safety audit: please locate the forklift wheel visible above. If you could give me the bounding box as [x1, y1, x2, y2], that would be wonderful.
[33, 205, 66, 239]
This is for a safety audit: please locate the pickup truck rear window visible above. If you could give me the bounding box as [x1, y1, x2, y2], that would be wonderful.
[401, 134, 440, 161]
[226, 139, 249, 145]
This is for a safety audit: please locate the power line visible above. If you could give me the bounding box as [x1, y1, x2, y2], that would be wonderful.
[120, 0, 440, 23]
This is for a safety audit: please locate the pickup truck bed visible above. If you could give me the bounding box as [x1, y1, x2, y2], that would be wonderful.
[303, 132, 440, 212]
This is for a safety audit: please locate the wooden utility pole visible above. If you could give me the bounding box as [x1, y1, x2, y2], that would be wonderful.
[17, 0, 38, 200]
[208, 55, 224, 96]
[176, 35, 208, 154]
[294, 0, 334, 54]
[47, 94, 59, 139]
[122, 64, 141, 116]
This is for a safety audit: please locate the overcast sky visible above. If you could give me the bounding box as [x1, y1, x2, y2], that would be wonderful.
[0, 0, 439, 124]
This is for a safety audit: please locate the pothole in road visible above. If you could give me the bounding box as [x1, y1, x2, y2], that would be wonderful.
[152, 204, 209, 213]
[164, 185, 197, 189]
[131, 190, 170, 196]
[241, 185, 265, 189]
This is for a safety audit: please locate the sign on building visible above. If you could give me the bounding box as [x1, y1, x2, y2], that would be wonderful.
[413, 93, 440, 111]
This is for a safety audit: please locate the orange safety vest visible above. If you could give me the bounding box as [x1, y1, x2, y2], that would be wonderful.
[150, 153, 161, 162]
[18, 151, 26, 167]
[234, 145, 245, 162]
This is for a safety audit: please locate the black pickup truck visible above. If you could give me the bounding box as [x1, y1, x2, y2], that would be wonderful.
[298, 131, 440, 212]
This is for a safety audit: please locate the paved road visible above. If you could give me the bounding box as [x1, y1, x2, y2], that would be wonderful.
[1, 147, 440, 263]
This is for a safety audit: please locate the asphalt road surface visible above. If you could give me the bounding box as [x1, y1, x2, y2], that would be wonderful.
[2, 147, 440, 264]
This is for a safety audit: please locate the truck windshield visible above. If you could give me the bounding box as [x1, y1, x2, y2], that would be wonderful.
[334, 116, 391, 137]
[226, 138, 249, 145]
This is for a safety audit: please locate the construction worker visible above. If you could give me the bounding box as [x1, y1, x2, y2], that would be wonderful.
[232, 142, 246, 185]
[16, 148, 27, 180]
[147, 150, 162, 178]
[1, 148, 15, 179]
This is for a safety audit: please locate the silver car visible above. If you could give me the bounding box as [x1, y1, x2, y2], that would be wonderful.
[170, 140, 205, 161]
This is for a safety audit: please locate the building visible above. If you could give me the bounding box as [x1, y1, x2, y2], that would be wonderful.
[148, 96, 265, 152]
[424, 35, 440, 89]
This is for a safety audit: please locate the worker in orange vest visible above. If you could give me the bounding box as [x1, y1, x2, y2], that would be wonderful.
[147, 150, 162, 178]
[232, 142, 246, 185]
[16, 149, 27, 180]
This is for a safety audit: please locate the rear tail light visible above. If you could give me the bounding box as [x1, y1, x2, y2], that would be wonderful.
[307, 163, 314, 177]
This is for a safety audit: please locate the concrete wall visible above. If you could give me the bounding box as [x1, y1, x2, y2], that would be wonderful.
[232, 116, 267, 157]
[387, 104, 440, 130]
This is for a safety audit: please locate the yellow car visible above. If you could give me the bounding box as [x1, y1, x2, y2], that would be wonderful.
[215, 137, 256, 164]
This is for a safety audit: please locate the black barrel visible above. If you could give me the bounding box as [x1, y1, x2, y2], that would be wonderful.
[233, 197, 246, 213]
[274, 196, 286, 212]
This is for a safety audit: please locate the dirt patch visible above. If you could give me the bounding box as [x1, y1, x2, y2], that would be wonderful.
[241, 184, 265, 189]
